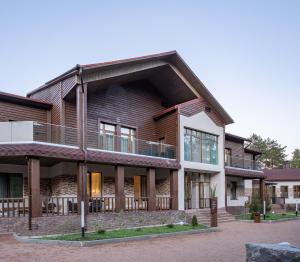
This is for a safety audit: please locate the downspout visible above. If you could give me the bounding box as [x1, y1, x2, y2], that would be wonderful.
[78, 67, 88, 163]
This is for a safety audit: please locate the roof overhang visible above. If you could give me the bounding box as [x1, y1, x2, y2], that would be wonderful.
[225, 167, 266, 179]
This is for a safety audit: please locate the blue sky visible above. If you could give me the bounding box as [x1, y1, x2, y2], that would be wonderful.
[0, 1, 299, 157]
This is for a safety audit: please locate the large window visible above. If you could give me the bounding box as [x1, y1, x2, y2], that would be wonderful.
[0, 174, 23, 198]
[280, 186, 289, 198]
[293, 185, 300, 199]
[184, 128, 218, 164]
[99, 123, 116, 151]
[121, 127, 136, 153]
[87, 172, 102, 198]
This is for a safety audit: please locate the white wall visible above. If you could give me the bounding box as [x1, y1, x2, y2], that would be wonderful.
[179, 111, 225, 209]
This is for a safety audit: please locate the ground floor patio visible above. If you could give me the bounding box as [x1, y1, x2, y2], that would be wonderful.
[1, 220, 300, 262]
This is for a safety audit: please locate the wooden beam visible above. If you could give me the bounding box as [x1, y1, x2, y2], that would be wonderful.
[147, 168, 156, 211]
[115, 166, 125, 212]
[170, 170, 178, 210]
[77, 162, 88, 214]
[27, 158, 41, 218]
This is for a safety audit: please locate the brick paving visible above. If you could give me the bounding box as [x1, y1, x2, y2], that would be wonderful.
[0, 220, 300, 262]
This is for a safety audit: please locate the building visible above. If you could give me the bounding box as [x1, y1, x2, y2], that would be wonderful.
[0, 51, 265, 234]
[265, 168, 300, 210]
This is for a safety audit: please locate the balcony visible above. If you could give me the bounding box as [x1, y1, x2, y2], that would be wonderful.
[87, 130, 176, 159]
[225, 156, 262, 171]
[0, 121, 78, 147]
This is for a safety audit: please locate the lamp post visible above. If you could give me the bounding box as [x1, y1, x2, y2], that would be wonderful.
[263, 200, 266, 220]
[296, 201, 298, 217]
[81, 201, 85, 238]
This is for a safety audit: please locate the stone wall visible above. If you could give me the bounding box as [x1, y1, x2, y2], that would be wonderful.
[2, 210, 186, 236]
[23, 178, 52, 197]
[51, 175, 77, 196]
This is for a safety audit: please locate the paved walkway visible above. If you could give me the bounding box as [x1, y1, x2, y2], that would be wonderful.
[1, 220, 300, 262]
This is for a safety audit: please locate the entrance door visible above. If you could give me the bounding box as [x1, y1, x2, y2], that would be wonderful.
[271, 186, 276, 204]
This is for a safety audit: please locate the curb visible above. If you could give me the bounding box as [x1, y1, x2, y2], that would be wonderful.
[14, 227, 220, 247]
[239, 217, 300, 223]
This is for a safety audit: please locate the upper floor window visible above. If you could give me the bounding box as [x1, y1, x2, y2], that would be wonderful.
[121, 127, 136, 153]
[293, 185, 300, 198]
[225, 148, 232, 166]
[184, 128, 218, 165]
[99, 123, 116, 151]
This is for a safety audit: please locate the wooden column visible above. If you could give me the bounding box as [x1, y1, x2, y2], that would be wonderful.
[147, 168, 156, 211]
[76, 84, 87, 149]
[170, 170, 178, 210]
[115, 166, 125, 212]
[27, 158, 42, 218]
[77, 162, 88, 214]
[260, 178, 265, 202]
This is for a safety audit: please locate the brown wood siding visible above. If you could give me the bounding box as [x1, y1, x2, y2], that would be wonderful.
[155, 111, 178, 146]
[29, 76, 76, 126]
[86, 81, 168, 143]
[179, 98, 225, 127]
[0, 101, 47, 122]
[65, 100, 77, 128]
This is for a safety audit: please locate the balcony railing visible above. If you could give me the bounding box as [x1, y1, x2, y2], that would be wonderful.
[225, 156, 262, 171]
[87, 130, 176, 159]
[0, 121, 78, 147]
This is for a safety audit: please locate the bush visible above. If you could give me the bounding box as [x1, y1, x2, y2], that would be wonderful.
[249, 195, 262, 214]
[282, 213, 287, 216]
[96, 229, 106, 234]
[191, 215, 198, 227]
[166, 224, 174, 228]
[135, 228, 142, 232]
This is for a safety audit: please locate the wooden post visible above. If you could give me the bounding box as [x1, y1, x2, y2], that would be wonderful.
[260, 178, 265, 202]
[170, 170, 178, 210]
[28, 158, 42, 219]
[147, 168, 156, 211]
[77, 162, 88, 215]
[115, 166, 125, 212]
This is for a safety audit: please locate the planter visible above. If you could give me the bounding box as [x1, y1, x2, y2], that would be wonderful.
[253, 212, 261, 223]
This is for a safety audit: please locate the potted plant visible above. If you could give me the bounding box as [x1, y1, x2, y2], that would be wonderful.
[248, 194, 262, 223]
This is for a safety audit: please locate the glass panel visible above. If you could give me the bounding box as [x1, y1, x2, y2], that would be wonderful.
[184, 132, 191, 161]
[90, 172, 102, 197]
[121, 127, 136, 153]
[9, 175, 23, 198]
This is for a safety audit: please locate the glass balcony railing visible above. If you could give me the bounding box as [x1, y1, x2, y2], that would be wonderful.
[0, 121, 78, 147]
[87, 130, 176, 159]
[225, 156, 262, 171]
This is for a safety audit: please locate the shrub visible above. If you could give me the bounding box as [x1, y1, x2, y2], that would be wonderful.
[191, 215, 198, 227]
[249, 194, 262, 217]
[135, 228, 142, 232]
[282, 213, 287, 216]
[96, 229, 106, 234]
[166, 224, 174, 228]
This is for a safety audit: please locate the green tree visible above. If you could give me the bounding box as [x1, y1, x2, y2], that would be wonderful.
[291, 149, 300, 168]
[248, 134, 287, 168]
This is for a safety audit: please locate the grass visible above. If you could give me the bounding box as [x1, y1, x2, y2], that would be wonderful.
[44, 224, 207, 241]
[237, 212, 298, 221]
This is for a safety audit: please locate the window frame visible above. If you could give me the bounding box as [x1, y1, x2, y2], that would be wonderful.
[293, 185, 300, 199]
[0, 173, 23, 198]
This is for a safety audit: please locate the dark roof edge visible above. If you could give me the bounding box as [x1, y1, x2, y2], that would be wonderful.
[225, 132, 251, 143]
[27, 66, 79, 97]
[0, 91, 53, 109]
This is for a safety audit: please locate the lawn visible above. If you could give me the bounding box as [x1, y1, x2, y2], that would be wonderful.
[44, 224, 207, 241]
[237, 212, 299, 221]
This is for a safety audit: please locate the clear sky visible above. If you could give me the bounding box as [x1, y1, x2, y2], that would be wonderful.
[1, 1, 299, 157]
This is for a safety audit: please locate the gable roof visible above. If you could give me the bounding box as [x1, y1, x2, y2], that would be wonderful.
[27, 51, 233, 124]
[264, 168, 300, 182]
[0, 91, 52, 110]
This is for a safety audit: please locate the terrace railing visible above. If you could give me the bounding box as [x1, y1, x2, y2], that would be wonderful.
[0, 198, 28, 217]
[225, 156, 262, 171]
[87, 131, 176, 159]
[0, 121, 78, 147]
[42, 197, 78, 216]
[156, 196, 171, 210]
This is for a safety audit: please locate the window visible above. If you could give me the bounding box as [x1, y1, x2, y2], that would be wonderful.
[0, 174, 23, 198]
[121, 127, 136, 153]
[225, 148, 232, 166]
[293, 185, 300, 199]
[184, 128, 218, 164]
[280, 186, 289, 198]
[133, 176, 147, 198]
[87, 172, 102, 197]
[230, 181, 237, 200]
[99, 123, 116, 151]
